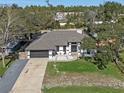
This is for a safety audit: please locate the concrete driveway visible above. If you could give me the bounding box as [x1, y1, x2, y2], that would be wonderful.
[10, 58, 48, 93]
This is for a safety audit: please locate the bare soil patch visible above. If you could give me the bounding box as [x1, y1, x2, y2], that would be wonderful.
[43, 72, 124, 89]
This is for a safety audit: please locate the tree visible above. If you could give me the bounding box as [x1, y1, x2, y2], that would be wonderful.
[103, 1, 122, 21]
[95, 36, 120, 69]
[24, 8, 54, 31]
[95, 47, 112, 69]
[84, 11, 97, 32]
[0, 6, 19, 67]
[81, 37, 96, 49]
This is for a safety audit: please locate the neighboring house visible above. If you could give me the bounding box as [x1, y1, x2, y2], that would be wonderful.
[94, 21, 103, 24]
[0, 40, 27, 56]
[58, 18, 68, 27]
[5, 42, 17, 55]
[55, 12, 67, 21]
[55, 12, 84, 21]
[55, 11, 84, 27]
[26, 30, 85, 61]
[105, 20, 117, 24]
[0, 33, 17, 55]
[59, 22, 67, 27]
[2, 41, 20, 55]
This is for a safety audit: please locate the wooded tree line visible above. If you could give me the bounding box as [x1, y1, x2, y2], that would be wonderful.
[0, 1, 123, 37]
[81, 2, 124, 70]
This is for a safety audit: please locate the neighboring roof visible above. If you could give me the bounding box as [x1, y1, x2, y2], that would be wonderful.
[26, 31, 85, 50]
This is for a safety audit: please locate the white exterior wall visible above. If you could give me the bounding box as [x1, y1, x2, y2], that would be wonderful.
[59, 46, 63, 51]
[27, 51, 30, 59]
[77, 43, 81, 52]
[68, 43, 71, 55]
[57, 46, 64, 55]
[77, 43, 81, 56]
[66, 46, 70, 55]
[59, 46, 64, 55]
[56, 44, 72, 56]
[49, 50, 53, 59]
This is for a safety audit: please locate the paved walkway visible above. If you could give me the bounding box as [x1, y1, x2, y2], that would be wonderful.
[0, 60, 27, 93]
[10, 58, 48, 93]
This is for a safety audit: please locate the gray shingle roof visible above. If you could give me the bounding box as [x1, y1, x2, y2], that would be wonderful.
[26, 31, 84, 50]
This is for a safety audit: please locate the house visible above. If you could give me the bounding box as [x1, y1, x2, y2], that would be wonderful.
[55, 11, 84, 27]
[57, 17, 68, 27]
[26, 30, 85, 61]
[55, 12, 84, 21]
[1, 40, 21, 55]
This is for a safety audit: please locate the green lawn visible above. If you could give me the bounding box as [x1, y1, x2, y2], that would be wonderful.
[46, 59, 124, 80]
[43, 86, 124, 93]
[0, 65, 7, 77]
[0, 58, 14, 77]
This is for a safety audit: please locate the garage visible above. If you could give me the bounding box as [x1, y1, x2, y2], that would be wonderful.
[30, 50, 49, 58]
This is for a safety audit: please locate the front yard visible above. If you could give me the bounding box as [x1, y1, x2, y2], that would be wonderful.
[42, 59, 124, 93]
[43, 86, 124, 93]
[45, 59, 124, 80]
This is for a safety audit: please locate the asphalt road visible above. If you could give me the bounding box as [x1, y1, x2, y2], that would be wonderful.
[0, 60, 27, 93]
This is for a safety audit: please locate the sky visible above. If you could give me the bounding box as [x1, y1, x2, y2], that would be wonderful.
[0, 0, 124, 7]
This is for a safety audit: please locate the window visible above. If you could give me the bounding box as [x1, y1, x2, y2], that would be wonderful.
[56, 46, 59, 51]
[71, 45, 77, 52]
[87, 49, 91, 54]
[63, 46, 66, 52]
